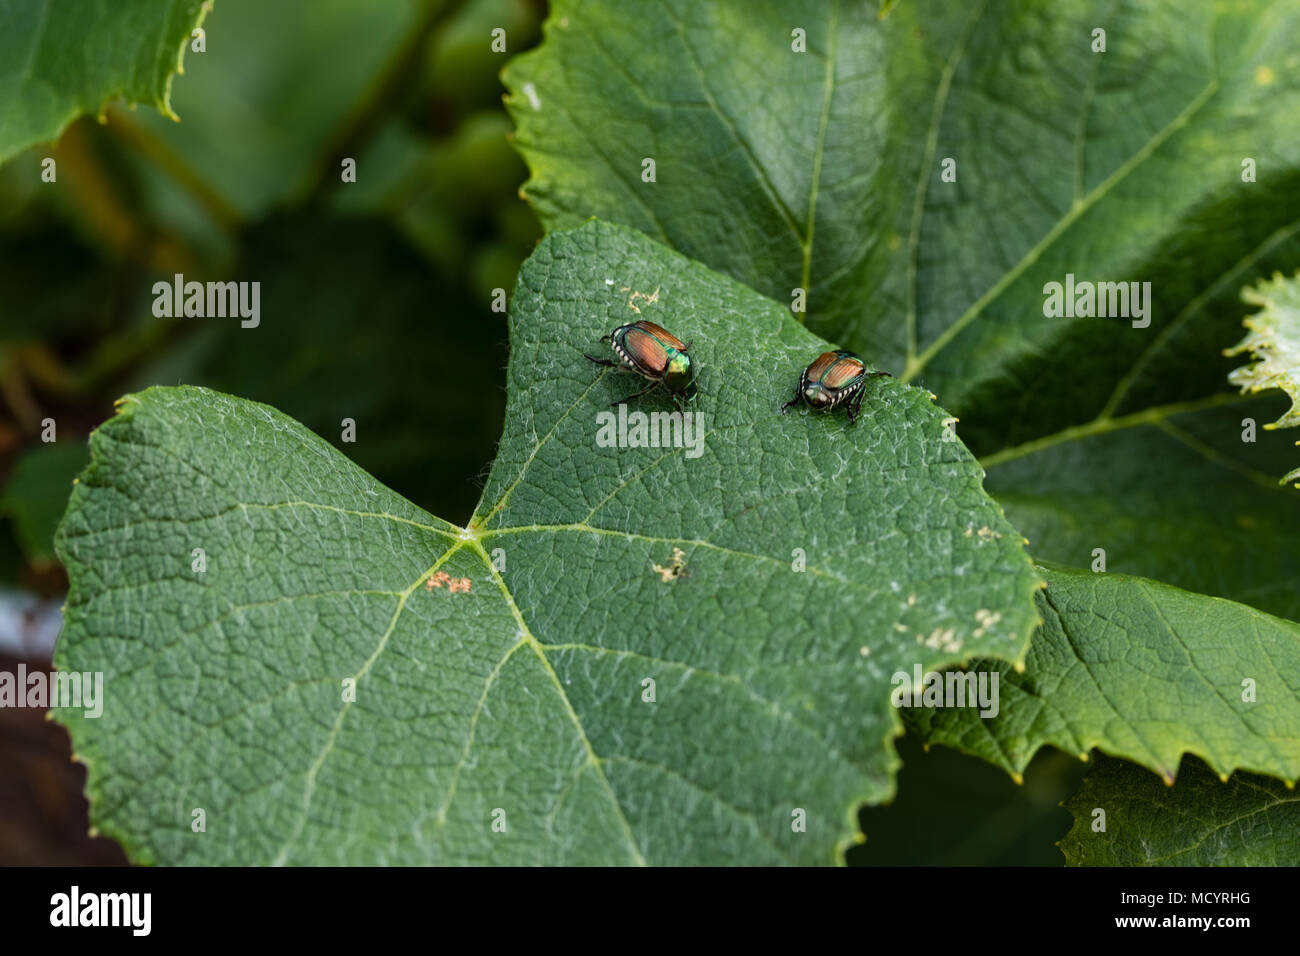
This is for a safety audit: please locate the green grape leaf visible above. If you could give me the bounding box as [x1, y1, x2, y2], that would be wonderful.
[907, 564, 1300, 785]
[504, 0, 1300, 634]
[503, 0, 1300, 446]
[0, 0, 208, 164]
[504, 0, 1300, 827]
[981, 393, 1300, 622]
[1225, 270, 1300, 486]
[1061, 753, 1300, 866]
[53, 221, 1041, 865]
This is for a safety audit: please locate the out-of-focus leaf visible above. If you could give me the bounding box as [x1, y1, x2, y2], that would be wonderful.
[1062, 753, 1300, 865]
[127, 0, 421, 217]
[983, 394, 1300, 620]
[126, 214, 507, 522]
[1, 442, 88, 567]
[0, 0, 207, 163]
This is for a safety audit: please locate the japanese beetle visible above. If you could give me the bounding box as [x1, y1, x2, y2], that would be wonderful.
[585, 320, 698, 409]
[781, 349, 890, 425]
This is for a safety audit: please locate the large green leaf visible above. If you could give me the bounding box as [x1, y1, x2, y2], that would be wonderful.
[503, 0, 1300, 439]
[977, 259, 1300, 629]
[907, 565, 1300, 785]
[1061, 753, 1300, 865]
[0, 0, 208, 163]
[504, 0, 1300, 632]
[982, 393, 1300, 621]
[53, 221, 1041, 864]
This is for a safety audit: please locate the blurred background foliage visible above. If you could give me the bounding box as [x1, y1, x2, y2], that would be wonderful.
[0, 0, 1081, 865]
[1, 0, 543, 579]
[0, 0, 543, 865]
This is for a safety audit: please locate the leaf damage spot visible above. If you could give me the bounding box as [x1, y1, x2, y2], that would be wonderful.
[651, 546, 688, 582]
[620, 285, 661, 314]
[426, 571, 472, 593]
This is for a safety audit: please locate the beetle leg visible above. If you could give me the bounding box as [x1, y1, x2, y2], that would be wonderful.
[585, 354, 620, 367]
[611, 381, 660, 406]
[848, 372, 888, 424]
[780, 384, 803, 414]
[846, 387, 865, 425]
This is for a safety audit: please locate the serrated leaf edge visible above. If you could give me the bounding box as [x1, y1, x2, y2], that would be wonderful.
[1224, 270, 1300, 487]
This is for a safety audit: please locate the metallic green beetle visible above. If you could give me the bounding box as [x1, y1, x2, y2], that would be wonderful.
[585, 320, 698, 409]
[781, 349, 890, 424]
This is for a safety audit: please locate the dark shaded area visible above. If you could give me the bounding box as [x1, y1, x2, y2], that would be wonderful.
[128, 213, 509, 522]
[0, 654, 129, 865]
[851, 732, 1086, 866]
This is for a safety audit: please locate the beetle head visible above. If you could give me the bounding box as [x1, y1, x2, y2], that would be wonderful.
[664, 353, 697, 401]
